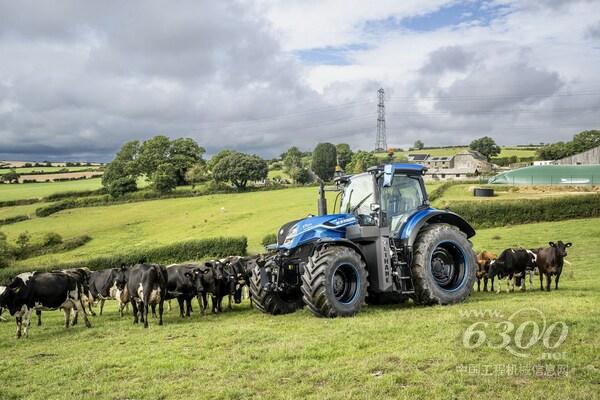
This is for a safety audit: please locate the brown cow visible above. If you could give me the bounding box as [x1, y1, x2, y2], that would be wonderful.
[476, 251, 497, 292]
[535, 241, 572, 291]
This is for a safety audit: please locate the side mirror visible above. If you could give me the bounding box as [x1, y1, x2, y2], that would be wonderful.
[370, 203, 380, 212]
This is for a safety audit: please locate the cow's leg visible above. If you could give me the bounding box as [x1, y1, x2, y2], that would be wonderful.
[151, 304, 157, 319]
[483, 276, 488, 292]
[63, 304, 72, 328]
[540, 273, 544, 291]
[158, 299, 164, 326]
[100, 299, 105, 316]
[555, 273, 561, 290]
[87, 294, 96, 316]
[201, 293, 208, 315]
[490, 277, 495, 292]
[23, 307, 33, 338]
[529, 271, 534, 290]
[143, 301, 149, 329]
[177, 297, 185, 318]
[228, 294, 232, 310]
[496, 278, 502, 294]
[15, 314, 22, 339]
[211, 295, 218, 313]
[186, 298, 193, 317]
[167, 300, 172, 313]
[36, 309, 42, 326]
[78, 298, 92, 328]
[476, 278, 481, 292]
[131, 300, 139, 324]
[546, 274, 552, 292]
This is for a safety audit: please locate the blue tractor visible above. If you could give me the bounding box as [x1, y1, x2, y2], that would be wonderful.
[250, 164, 477, 317]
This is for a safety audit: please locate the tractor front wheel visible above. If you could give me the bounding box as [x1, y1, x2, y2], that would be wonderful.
[411, 223, 476, 305]
[301, 246, 368, 317]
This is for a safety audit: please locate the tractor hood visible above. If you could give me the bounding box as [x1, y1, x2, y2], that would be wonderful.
[278, 213, 358, 250]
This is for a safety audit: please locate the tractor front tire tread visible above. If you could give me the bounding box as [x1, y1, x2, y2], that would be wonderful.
[301, 246, 368, 318]
[249, 266, 303, 315]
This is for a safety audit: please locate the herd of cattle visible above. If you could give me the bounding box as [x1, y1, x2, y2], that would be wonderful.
[0, 255, 257, 338]
[0, 240, 573, 339]
[475, 240, 572, 293]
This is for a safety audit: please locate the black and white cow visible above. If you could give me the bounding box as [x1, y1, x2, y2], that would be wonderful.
[488, 248, 537, 293]
[0, 286, 6, 322]
[165, 264, 207, 318]
[0, 271, 92, 338]
[227, 256, 255, 306]
[127, 264, 167, 328]
[88, 266, 129, 316]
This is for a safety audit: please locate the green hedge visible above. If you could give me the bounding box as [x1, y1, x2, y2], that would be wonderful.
[0, 198, 40, 208]
[0, 215, 29, 226]
[0, 236, 247, 283]
[448, 194, 600, 229]
[427, 181, 454, 203]
[16, 235, 93, 260]
[44, 188, 107, 201]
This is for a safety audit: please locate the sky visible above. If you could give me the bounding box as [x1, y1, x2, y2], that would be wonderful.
[0, 0, 599, 161]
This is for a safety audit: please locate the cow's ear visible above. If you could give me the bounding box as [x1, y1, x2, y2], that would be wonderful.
[549, 242, 555, 247]
[566, 242, 572, 247]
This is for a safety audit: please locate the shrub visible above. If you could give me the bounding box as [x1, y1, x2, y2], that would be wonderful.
[42, 232, 63, 247]
[448, 194, 600, 229]
[0, 198, 40, 207]
[44, 188, 107, 201]
[107, 176, 138, 197]
[35, 200, 77, 217]
[261, 233, 277, 247]
[0, 236, 247, 283]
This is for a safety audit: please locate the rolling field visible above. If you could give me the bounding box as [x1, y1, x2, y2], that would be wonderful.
[0, 178, 104, 201]
[0, 218, 597, 399]
[0, 166, 97, 175]
[377, 146, 538, 159]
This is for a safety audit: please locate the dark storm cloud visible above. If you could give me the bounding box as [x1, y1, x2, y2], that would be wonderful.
[0, 1, 323, 161]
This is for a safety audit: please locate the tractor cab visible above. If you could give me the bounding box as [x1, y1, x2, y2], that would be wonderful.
[337, 164, 428, 236]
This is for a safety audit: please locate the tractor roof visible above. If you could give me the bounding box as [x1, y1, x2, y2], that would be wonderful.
[367, 163, 426, 175]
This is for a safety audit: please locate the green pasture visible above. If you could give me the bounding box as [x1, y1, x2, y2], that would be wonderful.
[0, 166, 98, 175]
[0, 217, 597, 399]
[375, 146, 538, 160]
[0, 178, 104, 201]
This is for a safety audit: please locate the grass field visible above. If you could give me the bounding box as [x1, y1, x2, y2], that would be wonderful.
[376, 146, 538, 159]
[0, 166, 98, 175]
[0, 217, 597, 399]
[0, 178, 104, 201]
[431, 184, 600, 207]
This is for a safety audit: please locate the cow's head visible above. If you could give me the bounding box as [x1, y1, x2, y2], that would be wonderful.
[549, 241, 572, 258]
[0, 285, 20, 315]
[200, 262, 217, 294]
[222, 262, 237, 296]
[185, 268, 205, 294]
[114, 265, 128, 290]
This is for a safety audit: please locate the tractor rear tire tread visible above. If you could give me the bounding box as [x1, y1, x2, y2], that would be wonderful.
[411, 223, 476, 305]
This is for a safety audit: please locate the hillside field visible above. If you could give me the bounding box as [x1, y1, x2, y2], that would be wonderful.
[0, 217, 597, 399]
[376, 146, 538, 159]
[0, 178, 104, 201]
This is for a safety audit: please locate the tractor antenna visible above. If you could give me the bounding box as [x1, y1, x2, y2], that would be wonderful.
[375, 88, 387, 152]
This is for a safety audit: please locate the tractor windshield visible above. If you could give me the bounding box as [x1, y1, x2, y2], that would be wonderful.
[380, 175, 425, 234]
[340, 174, 375, 225]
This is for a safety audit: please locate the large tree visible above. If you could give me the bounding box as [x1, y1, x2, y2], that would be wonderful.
[152, 163, 178, 194]
[102, 140, 141, 196]
[137, 135, 171, 178]
[311, 142, 337, 181]
[469, 136, 501, 160]
[537, 130, 600, 160]
[212, 152, 268, 189]
[169, 138, 206, 184]
[335, 143, 353, 170]
[346, 151, 379, 173]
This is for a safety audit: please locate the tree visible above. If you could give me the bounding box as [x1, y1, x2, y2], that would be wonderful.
[295, 168, 311, 184]
[169, 138, 206, 185]
[152, 163, 178, 194]
[469, 136, 501, 160]
[0, 232, 14, 268]
[102, 140, 140, 196]
[212, 152, 268, 189]
[335, 144, 353, 170]
[346, 151, 379, 173]
[185, 163, 209, 189]
[571, 130, 600, 153]
[207, 149, 236, 172]
[1, 169, 19, 183]
[311, 143, 337, 181]
[137, 135, 171, 178]
[282, 146, 304, 183]
[413, 140, 424, 150]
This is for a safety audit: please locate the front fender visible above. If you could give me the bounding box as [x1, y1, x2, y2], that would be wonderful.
[400, 209, 475, 247]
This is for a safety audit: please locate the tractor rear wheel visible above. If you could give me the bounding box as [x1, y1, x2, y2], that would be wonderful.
[301, 246, 368, 317]
[249, 267, 303, 315]
[411, 223, 476, 305]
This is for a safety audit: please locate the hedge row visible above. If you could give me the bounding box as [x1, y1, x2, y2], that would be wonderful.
[44, 188, 107, 201]
[449, 193, 600, 229]
[0, 198, 40, 208]
[0, 215, 29, 226]
[17, 235, 93, 260]
[427, 181, 455, 203]
[0, 236, 247, 283]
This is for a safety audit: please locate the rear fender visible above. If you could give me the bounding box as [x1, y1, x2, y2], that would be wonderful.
[401, 209, 475, 247]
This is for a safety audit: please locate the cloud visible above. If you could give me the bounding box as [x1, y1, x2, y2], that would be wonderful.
[0, 0, 599, 161]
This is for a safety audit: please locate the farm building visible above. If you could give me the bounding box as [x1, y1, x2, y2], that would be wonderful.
[488, 165, 600, 185]
[555, 145, 600, 165]
[409, 150, 495, 181]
